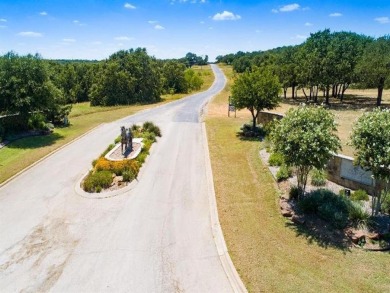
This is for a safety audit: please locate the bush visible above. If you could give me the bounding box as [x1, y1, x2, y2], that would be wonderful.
[351, 189, 369, 202]
[276, 164, 292, 182]
[310, 169, 327, 186]
[114, 136, 121, 144]
[268, 152, 284, 166]
[122, 169, 136, 182]
[381, 191, 390, 214]
[83, 171, 113, 192]
[142, 121, 161, 137]
[240, 123, 265, 138]
[289, 186, 302, 200]
[299, 189, 350, 229]
[94, 158, 140, 176]
[28, 113, 47, 131]
[348, 201, 370, 227]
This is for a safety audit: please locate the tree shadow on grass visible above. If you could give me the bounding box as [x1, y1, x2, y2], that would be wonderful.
[6, 132, 64, 149]
[285, 215, 352, 253]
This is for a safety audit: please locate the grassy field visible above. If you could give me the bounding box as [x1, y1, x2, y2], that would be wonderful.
[270, 87, 390, 157]
[206, 64, 390, 292]
[0, 65, 214, 184]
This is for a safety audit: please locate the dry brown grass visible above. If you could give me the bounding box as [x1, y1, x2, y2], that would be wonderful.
[269, 87, 390, 157]
[206, 64, 390, 292]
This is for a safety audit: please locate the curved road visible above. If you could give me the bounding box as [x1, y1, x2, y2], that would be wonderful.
[0, 65, 243, 292]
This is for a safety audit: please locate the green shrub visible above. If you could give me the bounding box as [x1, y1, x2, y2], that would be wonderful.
[28, 113, 47, 131]
[310, 169, 327, 186]
[276, 165, 292, 182]
[83, 171, 113, 192]
[122, 169, 136, 182]
[299, 189, 350, 229]
[347, 201, 370, 227]
[268, 152, 284, 166]
[289, 186, 302, 200]
[144, 131, 156, 143]
[351, 189, 369, 201]
[137, 152, 148, 164]
[381, 191, 390, 214]
[131, 124, 141, 132]
[114, 136, 121, 144]
[142, 121, 161, 137]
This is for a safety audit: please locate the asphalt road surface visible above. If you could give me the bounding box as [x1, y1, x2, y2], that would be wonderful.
[0, 65, 241, 292]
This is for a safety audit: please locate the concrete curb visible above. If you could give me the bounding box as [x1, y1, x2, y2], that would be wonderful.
[202, 123, 247, 293]
[0, 123, 106, 189]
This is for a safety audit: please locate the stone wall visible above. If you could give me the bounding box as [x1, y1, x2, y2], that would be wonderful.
[326, 154, 376, 194]
[257, 111, 382, 194]
[257, 111, 284, 126]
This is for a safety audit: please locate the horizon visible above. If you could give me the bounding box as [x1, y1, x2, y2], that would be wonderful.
[1, 0, 389, 61]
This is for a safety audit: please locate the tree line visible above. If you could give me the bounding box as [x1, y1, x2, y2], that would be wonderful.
[0, 48, 206, 137]
[217, 29, 390, 106]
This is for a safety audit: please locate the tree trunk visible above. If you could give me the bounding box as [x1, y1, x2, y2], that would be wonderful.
[292, 84, 296, 99]
[332, 84, 336, 98]
[325, 86, 330, 105]
[377, 78, 385, 107]
[340, 83, 348, 102]
[283, 87, 287, 99]
[302, 88, 308, 101]
[251, 109, 257, 131]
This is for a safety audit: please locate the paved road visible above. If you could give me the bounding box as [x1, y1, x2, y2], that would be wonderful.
[0, 65, 241, 292]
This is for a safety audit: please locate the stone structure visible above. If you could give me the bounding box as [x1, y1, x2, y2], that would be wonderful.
[256, 111, 284, 126]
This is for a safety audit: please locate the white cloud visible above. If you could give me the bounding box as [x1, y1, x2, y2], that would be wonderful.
[374, 16, 389, 24]
[255, 29, 262, 33]
[73, 20, 79, 24]
[155, 24, 165, 30]
[73, 20, 86, 26]
[0, 18, 7, 22]
[0, 25, 7, 29]
[305, 22, 313, 26]
[200, 21, 205, 24]
[272, 3, 300, 13]
[63, 38, 76, 42]
[280, 4, 300, 12]
[329, 12, 342, 17]
[124, 3, 136, 9]
[114, 36, 133, 41]
[91, 41, 102, 45]
[40, 11, 48, 16]
[212, 11, 241, 21]
[17, 31, 43, 37]
[148, 20, 158, 24]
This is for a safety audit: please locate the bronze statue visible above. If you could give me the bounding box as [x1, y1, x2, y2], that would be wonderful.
[121, 126, 133, 154]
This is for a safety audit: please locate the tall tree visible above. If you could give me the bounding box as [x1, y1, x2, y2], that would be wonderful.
[231, 67, 281, 130]
[356, 36, 390, 106]
[0, 52, 67, 129]
[271, 106, 341, 198]
[350, 108, 390, 215]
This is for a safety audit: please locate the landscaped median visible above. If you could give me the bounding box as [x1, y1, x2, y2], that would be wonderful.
[79, 122, 161, 196]
[206, 64, 390, 292]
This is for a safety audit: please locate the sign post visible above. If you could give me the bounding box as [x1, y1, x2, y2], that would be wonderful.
[228, 96, 236, 118]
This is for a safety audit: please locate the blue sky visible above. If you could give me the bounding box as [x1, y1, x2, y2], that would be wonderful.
[0, 0, 389, 61]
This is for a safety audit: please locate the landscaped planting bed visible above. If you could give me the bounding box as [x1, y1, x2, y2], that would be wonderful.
[81, 121, 161, 193]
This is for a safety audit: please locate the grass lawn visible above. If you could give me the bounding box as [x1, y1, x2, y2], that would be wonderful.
[206, 64, 390, 292]
[0, 65, 214, 184]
